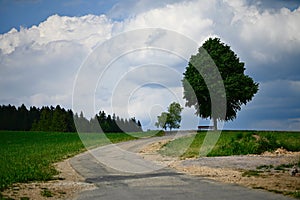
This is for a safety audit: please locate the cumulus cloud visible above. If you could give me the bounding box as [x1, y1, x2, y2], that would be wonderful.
[118, 0, 215, 42]
[0, 14, 114, 110]
[0, 14, 112, 54]
[238, 7, 300, 59]
[0, 0, 300, 130]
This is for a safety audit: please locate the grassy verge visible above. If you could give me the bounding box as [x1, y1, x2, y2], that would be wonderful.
[159, 131, 300, 158]
[0, 130, 159, 192]
[253, 188, 300, 199]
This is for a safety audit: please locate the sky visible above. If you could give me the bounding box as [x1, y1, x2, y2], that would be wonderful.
[0, 0, 300, 131]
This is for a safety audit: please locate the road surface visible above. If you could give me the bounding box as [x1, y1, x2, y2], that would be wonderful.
[70, 134, 294, 200]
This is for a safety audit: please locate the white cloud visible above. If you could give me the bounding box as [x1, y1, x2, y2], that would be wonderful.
[238, 7, 300, 62]
[0, 14, 113, 54]
[0, 14, 114, 112]
[119, 0, 215, 42]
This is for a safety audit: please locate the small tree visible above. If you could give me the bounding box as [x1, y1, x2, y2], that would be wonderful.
[155, 102, 183, 131]
[155, 112, 169, 130]
[182, 38, 259, 130]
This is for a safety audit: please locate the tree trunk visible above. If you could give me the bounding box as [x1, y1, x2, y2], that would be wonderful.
[213, 117, 218, 131]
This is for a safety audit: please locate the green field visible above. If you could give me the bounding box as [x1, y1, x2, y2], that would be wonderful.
[0, 131, 161, 192]
[1, 130, 299, 196]
[159, 131, 300, 158]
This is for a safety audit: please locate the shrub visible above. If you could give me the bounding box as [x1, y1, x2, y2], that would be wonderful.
[236, 133, 243, 140]
[155, 130, 166, 137]
[256, 134, 279, 154]
[41, 189, 53, 197]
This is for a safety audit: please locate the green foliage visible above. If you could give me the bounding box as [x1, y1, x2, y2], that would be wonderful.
[168, 102, 183, 130]
[41, 189, 53, 197]
[274, 163, 296, 171]
[0, 104, 143, 133]
[155, 112, 169, 130]
[256, 165, 274, 170]
[182, 38, 259, 128]
[0, 131, 151, 191]
[292, 191, 300, 199]
[160, 131, 300, 158]
[274, 165, 285, 171]
[32, 105, 74, 132]
[261, 131, 300, 152]
[262, 189, 300, 199]
[155, 130, 166, 137]
[20, 197, 30, 200]
[73, 111, 143, 133]
[0, 194, 14, 200]
[155, 102, 183, 131]
[159, 134, 196, 158]
[255, 134, 279, 154]
[208, 131, 284, 156]
[256, 161, 299, 171]
[0, 104, 42, 131]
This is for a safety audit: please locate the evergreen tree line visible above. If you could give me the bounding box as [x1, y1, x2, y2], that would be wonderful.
[0, 104, 142, 133]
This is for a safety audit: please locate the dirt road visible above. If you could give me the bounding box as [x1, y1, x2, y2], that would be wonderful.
[71, 135, 295, 200]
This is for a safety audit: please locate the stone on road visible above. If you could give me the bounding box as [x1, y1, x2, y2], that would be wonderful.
[70, 136, 294, 200]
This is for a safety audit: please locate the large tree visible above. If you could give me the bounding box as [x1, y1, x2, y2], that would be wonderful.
[155, 102, 183, 131]
[182, 38, 259, 130]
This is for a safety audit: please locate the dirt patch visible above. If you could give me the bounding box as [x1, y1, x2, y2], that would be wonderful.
[2, 159, 96, 200]
[140, 142, 300, 197]
[139, 139, 170, 154]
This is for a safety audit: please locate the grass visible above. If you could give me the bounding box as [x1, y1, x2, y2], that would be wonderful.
[242, 170, 261, 177]
[256, 160, 300, 173]
[159, 130, 300, 158]
[292, 191, 300, 199]
[273, 162, 299, 171]
[256, 165, 274, 170]
[267, 190, 300, 199]
[0, 130, 159, 192]
[41, 189, 53, 197]
[252, 187, 300, 199]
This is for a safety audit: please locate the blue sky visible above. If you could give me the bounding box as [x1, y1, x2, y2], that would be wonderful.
[0, 0, 114, 33]
[2, 0, 298, 34]
[0, 0, 300, 131]
[0, 0, 182, 34]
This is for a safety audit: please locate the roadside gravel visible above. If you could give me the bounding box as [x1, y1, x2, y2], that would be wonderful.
[140, 140, 300, 198]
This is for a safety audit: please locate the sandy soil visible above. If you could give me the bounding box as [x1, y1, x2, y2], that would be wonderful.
[2, 159, 96, 200]
[139, 141, 300, 197]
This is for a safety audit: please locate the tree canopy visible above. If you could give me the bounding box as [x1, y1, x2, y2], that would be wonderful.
[155, 102, 183, 131]
[182, 38, 259, 129]
[0, 104, 142, 133]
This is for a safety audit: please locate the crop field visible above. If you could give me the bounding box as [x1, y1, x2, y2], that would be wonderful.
[0, 131, 159, 192]
[159, 131, 300, 158]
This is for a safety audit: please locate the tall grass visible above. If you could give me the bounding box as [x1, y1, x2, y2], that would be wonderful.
[159, 131, 300, 158]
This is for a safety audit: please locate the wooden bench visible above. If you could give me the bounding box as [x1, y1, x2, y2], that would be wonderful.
[198, 125, 214, 130]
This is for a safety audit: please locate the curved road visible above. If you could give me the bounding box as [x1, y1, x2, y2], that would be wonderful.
[70, 134, 294, 200]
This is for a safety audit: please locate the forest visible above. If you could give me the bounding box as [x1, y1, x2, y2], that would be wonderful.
[0, 104, 142, 133]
